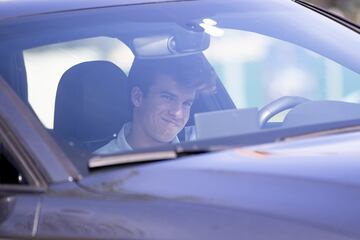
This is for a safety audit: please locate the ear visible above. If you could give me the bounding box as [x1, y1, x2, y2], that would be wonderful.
[131, 87, 143, 107]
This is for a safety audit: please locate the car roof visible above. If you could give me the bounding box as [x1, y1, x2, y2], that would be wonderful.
[0, 0, 185, 20]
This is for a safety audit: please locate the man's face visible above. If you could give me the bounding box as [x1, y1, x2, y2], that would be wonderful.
[134, 75, 196, 144]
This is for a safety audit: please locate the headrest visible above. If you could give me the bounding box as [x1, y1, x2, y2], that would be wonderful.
[54, 61, 131, 150]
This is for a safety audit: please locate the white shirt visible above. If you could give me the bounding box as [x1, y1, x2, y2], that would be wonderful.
[94, 122, 179, 155]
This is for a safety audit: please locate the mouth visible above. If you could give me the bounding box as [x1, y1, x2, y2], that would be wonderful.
[162, 117, 180, 127]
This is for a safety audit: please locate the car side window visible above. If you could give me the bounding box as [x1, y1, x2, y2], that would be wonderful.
[23, 36, 134, 129]
[0, 141, 27, 185]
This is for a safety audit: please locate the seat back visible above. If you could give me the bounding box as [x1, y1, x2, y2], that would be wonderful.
[54, 61, 131, 152]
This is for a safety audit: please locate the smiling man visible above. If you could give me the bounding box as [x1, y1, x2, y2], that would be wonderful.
[95, 54, 216, 154]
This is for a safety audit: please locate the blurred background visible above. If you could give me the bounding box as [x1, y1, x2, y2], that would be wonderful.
[307, 0, 360, 24]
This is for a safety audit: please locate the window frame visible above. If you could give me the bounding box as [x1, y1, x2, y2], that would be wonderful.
[0, 76, 80, 190]
[0, 119, 47, 193]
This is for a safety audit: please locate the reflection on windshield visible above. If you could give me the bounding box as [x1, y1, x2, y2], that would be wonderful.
[205, 29, 360, 109]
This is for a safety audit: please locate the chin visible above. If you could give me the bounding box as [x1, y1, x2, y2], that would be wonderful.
[152, 128, 178, 142]
[157, 137, 176, 143]
[156, 133, 177, 143]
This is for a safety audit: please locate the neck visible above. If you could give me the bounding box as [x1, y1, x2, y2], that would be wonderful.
[126, 120, 165, 149]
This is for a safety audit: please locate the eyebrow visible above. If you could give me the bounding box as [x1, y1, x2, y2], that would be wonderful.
[160, 90, 194, 102]
[160, 91, 177, 98]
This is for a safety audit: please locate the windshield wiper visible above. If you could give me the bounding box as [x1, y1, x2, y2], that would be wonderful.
[293, 0, 360, 34]
[88, 148, 212, 169]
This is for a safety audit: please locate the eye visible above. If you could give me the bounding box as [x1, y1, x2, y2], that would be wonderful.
[184, 101, 193, 107]
[161, 94, 174, 101]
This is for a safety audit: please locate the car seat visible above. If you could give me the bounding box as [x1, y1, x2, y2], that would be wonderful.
[54, 60, 131, 153]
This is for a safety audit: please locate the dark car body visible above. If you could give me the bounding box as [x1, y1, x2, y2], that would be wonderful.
[1, 0, 360, 239]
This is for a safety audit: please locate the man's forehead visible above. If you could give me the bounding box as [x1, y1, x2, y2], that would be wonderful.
[150, 75, 196, 98]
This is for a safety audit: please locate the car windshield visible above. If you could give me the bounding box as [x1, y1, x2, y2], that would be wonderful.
[1, 0, 360, 173]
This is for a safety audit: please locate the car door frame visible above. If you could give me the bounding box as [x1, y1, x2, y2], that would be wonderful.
[0, 73, 84, 237]
[0, 76, 81, 183]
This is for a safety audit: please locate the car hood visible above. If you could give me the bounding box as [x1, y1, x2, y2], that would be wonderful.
[81, 131, 359, 199]
[79, 133, 360, 234]
[78, 131, 360, 234]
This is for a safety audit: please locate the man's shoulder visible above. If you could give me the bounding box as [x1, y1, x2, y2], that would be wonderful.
[93, 122, 133, 155]
[93, 139, 120, 155]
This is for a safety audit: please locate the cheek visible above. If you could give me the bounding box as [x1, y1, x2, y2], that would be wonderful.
[142, 98, 162, 116]
[149, 105, 167, 124]
[156, 101, 173, 115]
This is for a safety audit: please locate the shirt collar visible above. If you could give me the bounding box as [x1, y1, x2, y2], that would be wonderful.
[115, 122, 133, 151]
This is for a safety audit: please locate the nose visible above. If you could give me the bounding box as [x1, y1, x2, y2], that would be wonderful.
[168, 102, 185, 119]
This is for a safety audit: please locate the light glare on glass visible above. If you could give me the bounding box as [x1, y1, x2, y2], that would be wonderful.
[200, 23, 224, 37]
[203, 18, 217, 26]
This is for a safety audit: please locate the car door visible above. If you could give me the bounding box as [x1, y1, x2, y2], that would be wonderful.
[0, 74, 79, 239]
[0, 114, 45, 238]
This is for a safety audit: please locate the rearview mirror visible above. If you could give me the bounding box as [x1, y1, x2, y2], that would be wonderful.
[133, 31, 210, 58]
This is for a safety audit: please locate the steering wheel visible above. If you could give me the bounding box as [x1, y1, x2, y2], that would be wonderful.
[259, 96, 309, 128]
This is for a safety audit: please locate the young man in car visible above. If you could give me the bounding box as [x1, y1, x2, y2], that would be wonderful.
[95, 54, 216, 155]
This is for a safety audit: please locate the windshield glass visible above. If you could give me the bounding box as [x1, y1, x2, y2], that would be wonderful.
[1, 0, 360, 172]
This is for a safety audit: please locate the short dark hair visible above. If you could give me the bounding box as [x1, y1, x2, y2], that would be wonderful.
[128, 54, 217, 95]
